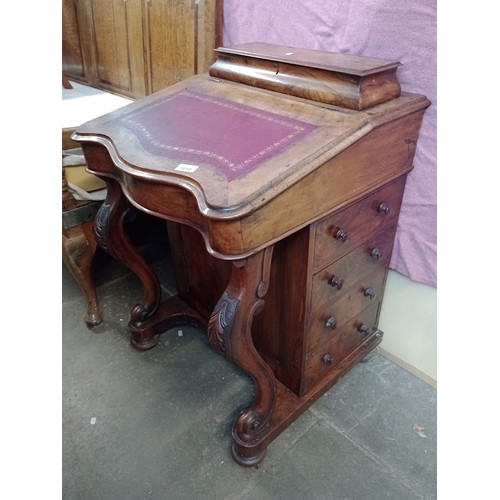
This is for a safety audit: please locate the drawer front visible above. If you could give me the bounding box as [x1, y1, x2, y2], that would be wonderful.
[313, 176, 406, 272]
[304, 302, 380, 392]
[310, 227, 395, 317]
[308, 267, 386, 354]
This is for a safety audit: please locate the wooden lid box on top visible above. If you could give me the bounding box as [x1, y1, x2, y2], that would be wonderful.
[209, 42, 402, 110]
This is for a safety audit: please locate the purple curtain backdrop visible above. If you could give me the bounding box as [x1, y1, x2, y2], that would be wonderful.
[222, 0, 437, 287]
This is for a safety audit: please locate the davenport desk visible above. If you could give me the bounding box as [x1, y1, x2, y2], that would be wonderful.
[73, 43, 430, 467]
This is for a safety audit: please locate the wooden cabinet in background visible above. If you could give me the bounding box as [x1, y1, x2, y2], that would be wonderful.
[62, 0, 96, 86]
[62, 0, 222, 99]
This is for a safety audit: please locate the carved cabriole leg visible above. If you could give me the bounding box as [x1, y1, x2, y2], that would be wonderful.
[94, 179, 162, 350]
[208, 246, 277, 467]
[62, 223, 103, 328]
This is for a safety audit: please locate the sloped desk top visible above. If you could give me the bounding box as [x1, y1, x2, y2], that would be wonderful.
[73, 74, 428, 259]
[73, 75, 428, 216]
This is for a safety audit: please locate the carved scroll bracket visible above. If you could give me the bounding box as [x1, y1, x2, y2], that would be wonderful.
[207, 246, 277, 459]
[94, 179, 161, 332]
[207, 291, 239, 356]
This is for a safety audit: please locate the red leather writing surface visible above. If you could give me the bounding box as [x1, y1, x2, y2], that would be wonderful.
[118, 89, 317, 181]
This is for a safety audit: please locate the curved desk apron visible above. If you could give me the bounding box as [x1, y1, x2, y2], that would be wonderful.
[73, 43, 430, 467]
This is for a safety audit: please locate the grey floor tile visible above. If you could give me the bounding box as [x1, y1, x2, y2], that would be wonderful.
[313, 358, 437, 499]
[62, 247, 436, 500]
[240, 418, 422, 500]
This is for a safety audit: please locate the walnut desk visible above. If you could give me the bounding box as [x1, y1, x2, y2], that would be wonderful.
[73, 43, 430, 467]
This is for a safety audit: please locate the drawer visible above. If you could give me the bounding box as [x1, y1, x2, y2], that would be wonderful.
[303, 302, 380, 392]
[313, 176, 406, 272]
[308, 267, 386, 354]
[310, 227, 394, 316]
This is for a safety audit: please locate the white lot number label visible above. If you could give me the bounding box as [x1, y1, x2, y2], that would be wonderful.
[175, 163, 199, 173]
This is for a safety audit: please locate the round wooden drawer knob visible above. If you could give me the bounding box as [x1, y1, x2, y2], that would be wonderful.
[328, 275, 344, 290]
[370, 248, 382, 260]
[322, 353, 333, 365]
[378, 202, 391, 215]
[325, 316, 337, 329]
[334, 228, 348, 242]
[357, 323, 369, 334]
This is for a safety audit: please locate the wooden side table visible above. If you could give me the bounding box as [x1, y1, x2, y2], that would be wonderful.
[62, 127, 103, 327]
[62, 84, 132, 327]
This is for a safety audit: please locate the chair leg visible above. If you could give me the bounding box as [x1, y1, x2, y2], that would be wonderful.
[62, 168, 76, 211]
[62, 221, 103, 328]
[62, 72, 73, 89]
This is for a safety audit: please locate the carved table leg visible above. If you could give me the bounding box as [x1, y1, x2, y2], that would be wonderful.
[62, 223, 103, 328]
[94, 179, 162, 350]
[208, 246, 277, 466]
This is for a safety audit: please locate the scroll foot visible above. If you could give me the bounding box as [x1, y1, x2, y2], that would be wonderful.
[231, 444, 267, 468]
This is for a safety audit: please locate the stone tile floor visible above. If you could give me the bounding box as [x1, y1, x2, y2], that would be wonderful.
[62, 240, 436, 500]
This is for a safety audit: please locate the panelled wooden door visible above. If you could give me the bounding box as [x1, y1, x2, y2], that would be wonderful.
[90, 0, 147, 98]
[62, 0, 96, 85]
[62, 0, 222, 98]
[144, 0, 197, 94]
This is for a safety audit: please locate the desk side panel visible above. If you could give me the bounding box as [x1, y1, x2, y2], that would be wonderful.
[238, 109, 425, 255]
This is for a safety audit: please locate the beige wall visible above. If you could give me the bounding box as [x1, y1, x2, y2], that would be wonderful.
[378, 270, 437, 387]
